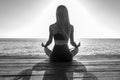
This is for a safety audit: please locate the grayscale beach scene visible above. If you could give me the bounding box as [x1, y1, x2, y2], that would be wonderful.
[1, 0, 120, 80]
[0, 38, 120, 80]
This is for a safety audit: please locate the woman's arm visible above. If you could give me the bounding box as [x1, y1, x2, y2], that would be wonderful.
[70, 25, 77, 47]
[44, 25, 53, 47]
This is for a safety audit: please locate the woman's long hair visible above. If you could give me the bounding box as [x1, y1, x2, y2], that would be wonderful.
[56, 5, 71, 38]
[56, 5, 70, 25]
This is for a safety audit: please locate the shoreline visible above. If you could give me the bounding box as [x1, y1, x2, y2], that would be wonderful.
[0, 54, 120, 59]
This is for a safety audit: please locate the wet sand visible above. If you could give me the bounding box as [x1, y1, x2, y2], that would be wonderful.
[0, 55, 120, 80]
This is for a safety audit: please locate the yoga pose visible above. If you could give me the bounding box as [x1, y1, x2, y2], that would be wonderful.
[41, 5, 80, 62]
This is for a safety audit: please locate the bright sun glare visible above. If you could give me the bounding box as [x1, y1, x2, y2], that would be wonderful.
[12, 0, 118, 39]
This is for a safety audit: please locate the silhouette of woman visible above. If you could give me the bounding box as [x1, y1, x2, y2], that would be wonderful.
[42, 5, 80, 62]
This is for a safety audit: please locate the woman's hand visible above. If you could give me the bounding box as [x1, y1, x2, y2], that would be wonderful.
[75, 42, 80, 48]
[41, 43, 46, 48]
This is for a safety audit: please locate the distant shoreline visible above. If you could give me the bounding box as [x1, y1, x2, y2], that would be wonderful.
[0, 38, 120, 40]
[1, 54, 120, 59]
[0, 55, 47, 59]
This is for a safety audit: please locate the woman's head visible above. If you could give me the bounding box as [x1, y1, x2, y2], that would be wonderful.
[56, 5, 70, 25]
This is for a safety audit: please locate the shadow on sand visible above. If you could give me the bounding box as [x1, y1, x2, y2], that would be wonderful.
[13, 60, 98, 80]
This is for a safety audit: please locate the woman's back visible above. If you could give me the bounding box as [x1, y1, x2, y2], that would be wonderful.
[51, 23, 72, 41]
[50, 24, 73, 62]
[54, 33, 66, 40]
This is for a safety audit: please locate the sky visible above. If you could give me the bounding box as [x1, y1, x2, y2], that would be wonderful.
[0, 0, 120, 39]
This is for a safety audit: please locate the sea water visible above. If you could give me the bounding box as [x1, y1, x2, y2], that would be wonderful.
[0, 38, 120, 56]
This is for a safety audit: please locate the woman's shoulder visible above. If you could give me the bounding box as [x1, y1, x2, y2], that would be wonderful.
[49, 23, 74, 31]
[69, 24, 74, 30]
[49, 23, 55, 29]
[49, 23, 57, 32]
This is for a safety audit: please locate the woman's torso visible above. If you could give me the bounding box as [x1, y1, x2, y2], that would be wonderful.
[51, 23, 72, 45]
[50, 23, 73, 62]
